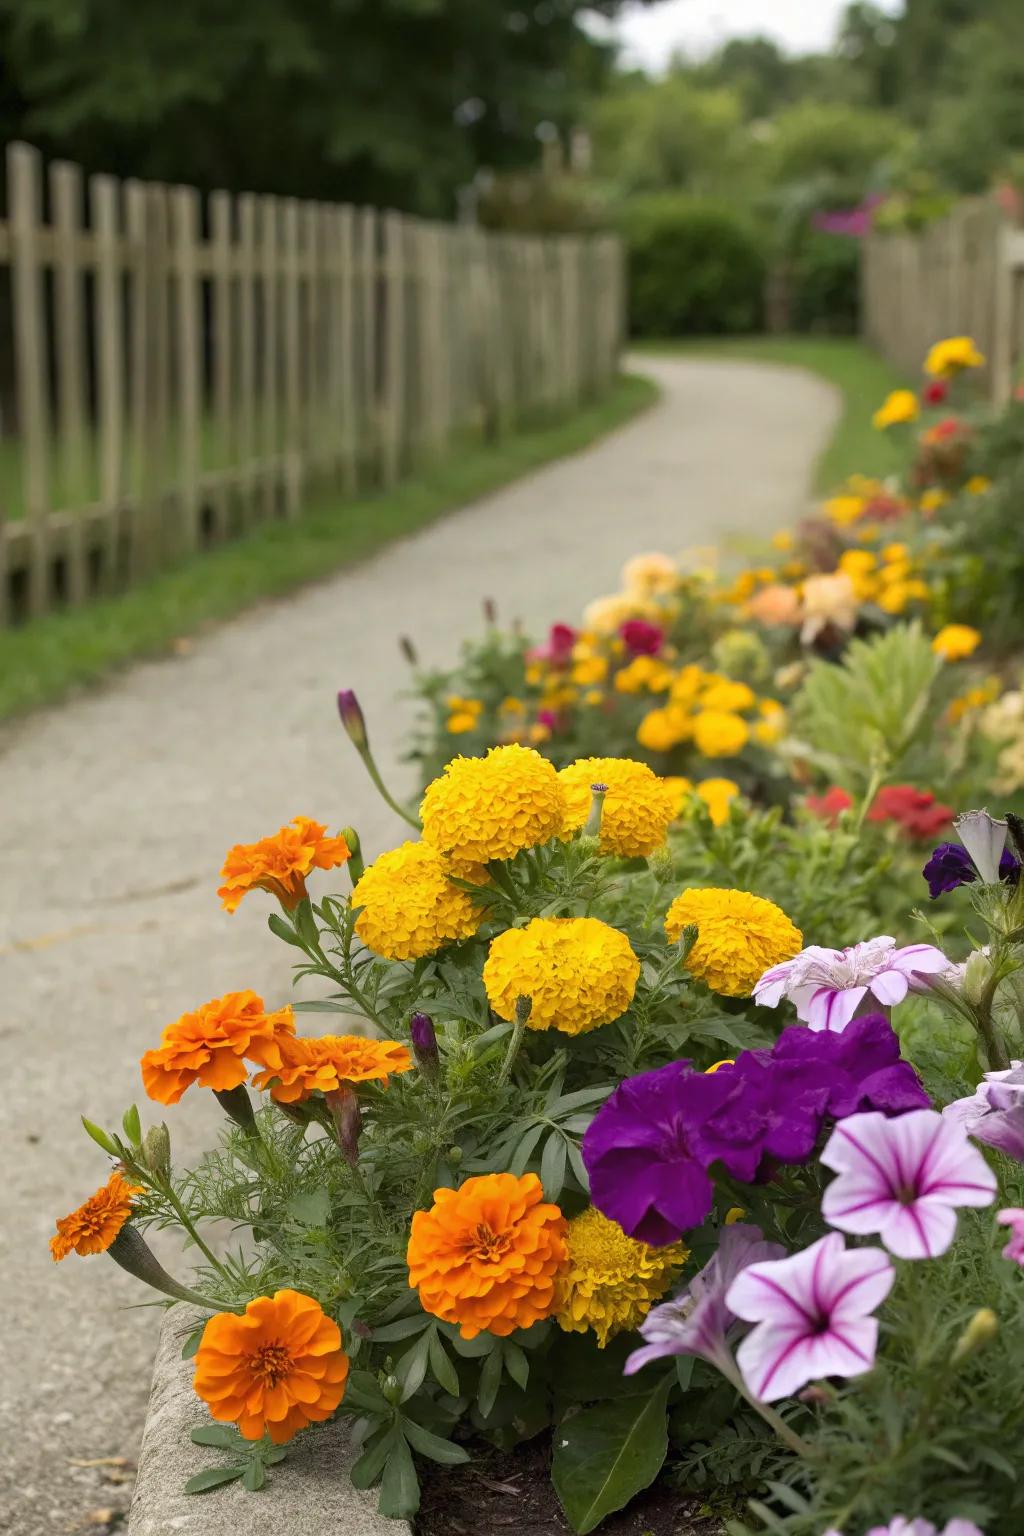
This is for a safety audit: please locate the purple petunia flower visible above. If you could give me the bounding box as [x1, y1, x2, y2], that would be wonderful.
[821, 1109, 997, 1260]
[624, 1223, 785, 1376]
[754, 936, 949, 1031]
[923, 841, 1020, 899]
[943, 1062, 1024, 1162]
[726, 1231, 894, 1402]
[583, 1019, 928, 1245]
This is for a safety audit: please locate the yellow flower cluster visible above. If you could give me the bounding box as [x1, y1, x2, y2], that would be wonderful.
[446, 695, 483, 734]
[665, 775, 741, 826]
[634, 666, 773, 759]
[554, 1208, 687, 1347]
[482, 916, 640, 1035]
[559, 757, 676, 857]
[932, 624, 981, 661]
[872, 389, 919, 430]
[837, 544, 930, 616]
[924, 335, 985, 377]
[665, 886, 802, 997]
[420, 744, 565, 869]
[352, 840, 483, 960]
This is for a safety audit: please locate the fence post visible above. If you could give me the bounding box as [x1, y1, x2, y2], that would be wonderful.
[9, 142, 51, 617]
[50, 160, 89, 605]
[381, 210, 405, 485]
[237, 193, 258, 524]
[282, 197, 302, 517]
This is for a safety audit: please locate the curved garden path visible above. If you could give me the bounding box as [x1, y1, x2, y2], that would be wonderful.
[0, 354, 838, 1531]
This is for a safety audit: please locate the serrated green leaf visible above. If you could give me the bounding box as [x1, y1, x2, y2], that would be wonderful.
[551, 1373, 672, 1535]
[241, 1459, 266, 1492]
[185, 1466, 245, 1494]
[378, 1432, 420, 1519]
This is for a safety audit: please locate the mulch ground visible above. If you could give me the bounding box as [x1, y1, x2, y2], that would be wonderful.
[415, 1436, 726, 1536]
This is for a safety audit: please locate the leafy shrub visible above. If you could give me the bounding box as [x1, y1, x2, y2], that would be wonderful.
[618, 195, 765, 336]
[788, 228, 861, 333]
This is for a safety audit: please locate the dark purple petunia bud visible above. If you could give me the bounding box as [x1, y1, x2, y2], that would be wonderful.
[337, 689, 367, 749]
[399, 635, 418, 667]
[325, 1086, 363, 1167]
[410, 1012, 439, 1076]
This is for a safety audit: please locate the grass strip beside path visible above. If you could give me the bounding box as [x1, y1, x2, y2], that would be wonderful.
[634, 336, 908, 491]
[0, 373, 657, 724]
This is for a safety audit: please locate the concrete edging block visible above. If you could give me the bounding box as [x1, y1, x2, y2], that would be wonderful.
[129, 1308, 411, 1536]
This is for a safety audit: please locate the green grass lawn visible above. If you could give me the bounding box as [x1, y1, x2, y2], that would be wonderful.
[633, 335, 908, 491]
[0, 373, 658, 723]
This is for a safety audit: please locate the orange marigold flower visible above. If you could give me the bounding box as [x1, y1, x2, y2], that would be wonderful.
[193, 1289, 350, 1444]
[251, 1033, 413, 1104]
[50, 1171, 143, 1262]
[141, 991, 295, 1105]
[218, 816, 350, 913]
[407, 1172, 568, 1339]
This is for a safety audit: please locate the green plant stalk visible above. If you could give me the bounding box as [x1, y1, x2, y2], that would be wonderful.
[497, 1020, 526, 1087]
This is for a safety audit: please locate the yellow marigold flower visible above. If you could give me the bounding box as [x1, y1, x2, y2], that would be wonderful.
[877, 582, 912, 615]
[530, 722, 552, 744]
[554, 1208, 686, 1347]
[824, 494, 865, 527]
[662, 775, 694, 817]
[141, 991, 295, 1105]
[194, 1290, 349, 1444]
[670, 664, 707, 704]
[483, 916, 640, 1035]
[838, 549, 877, 577]
[879, 560, 912, 585]
[525, 662, 545, 686]
[420, 744, 565, 869]
[50, 1171, 144, 1262]
[501, 696, 524, 715]
[948, 679, 1001, 724]
[573, 654, 609, 686]
[447, 711, 479, 734]
[920, 488, 949, 512]
[665, 887, 802, 997]
[932, 624, 982, 661]
[252, 1033, 413, 1103]
[583, 594, 636, 634]
[772, 529, 794, 551]
[559, 756, 676, 856]
[446, 695, 482, 716]
[693, 709, 749, 758]
[622, 551, 678, 595]
[699, 679, 756, 713]
[407, 1172, 567, 1339]
[614, 656, 674, 694]
[883, 542, 909, 563]
[925, 335, 984, 377]
[872, 389, 920, 429]
[352, 840, 483, 959]
[965, 475, 992, 495]
[696, 777, 740, 826]
[218, 817, 351, 914]
[855, 522, 882, 544]
[636, 705, 689, 754]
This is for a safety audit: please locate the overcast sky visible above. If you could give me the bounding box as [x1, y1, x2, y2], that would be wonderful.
[589, 0, 902, 71]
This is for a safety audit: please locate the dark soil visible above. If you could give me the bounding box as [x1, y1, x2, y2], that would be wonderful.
[415, 1435, 726, 1536]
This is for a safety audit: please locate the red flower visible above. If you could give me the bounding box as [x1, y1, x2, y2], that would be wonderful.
[527, 623, 577, 666]
[805, 787, 853, 825]
[867, 785, 954, 841]
[619, 619, 665, 656]
[923, 380, 948, 406]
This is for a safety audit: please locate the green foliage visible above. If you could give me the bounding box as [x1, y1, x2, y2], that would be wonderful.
[551, 1375, 672, 1533]
[764, 102, 908, 198]
[788, 230, 861, 335]
[590, 76, 751, 197]
[618, 195, 766, 337]
[185, 1424, 287, 1495]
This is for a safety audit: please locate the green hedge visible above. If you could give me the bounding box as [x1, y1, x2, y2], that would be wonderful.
[618, 195, 765, 337]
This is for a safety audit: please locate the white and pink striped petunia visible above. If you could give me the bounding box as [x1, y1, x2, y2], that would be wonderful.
[725, 1231, 894, 1402]
[997, 1207, 1024, 1266]
[825, 1520, 984, 1536]
[753, 936, 950, 1033]
[820, 1109, 997, 1260]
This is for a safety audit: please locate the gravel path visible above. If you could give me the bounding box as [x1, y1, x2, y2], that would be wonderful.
[0, 354, 837, 1533]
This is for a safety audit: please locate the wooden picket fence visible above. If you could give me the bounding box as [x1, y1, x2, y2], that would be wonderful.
[861, 197, 1024, 403]
[0, 142, 624, 626]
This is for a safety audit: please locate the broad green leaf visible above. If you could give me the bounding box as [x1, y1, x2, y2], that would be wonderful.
[502, 1341, 529, 1392]
[181, 1328, 204, 1361]
[371, 1314, 432, 1344]
[267, 913, 304, 948]
[397, 1330, 431, 1402]
[540, 1132, 567, 1201]
[565, 1137, 590, 1193]
[401, 1417, 470, 1466]
[190, 1424, 242, 1449]
[350, 1425, 397, 1490]
[509, 1122, 546, 1176]
[344, 1369, 390, 1413]
[551, 1374, 672, 1534]
[477, 1343, 504, 1418]
[184, 1466, 244, 1494]
[378, 1432, 421, 1520]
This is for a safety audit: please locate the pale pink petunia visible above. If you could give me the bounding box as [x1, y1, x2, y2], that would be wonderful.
[826, 1515, 984, 1535]
[725, 1231, 893, 1402]
[821, 1110, 997, 1260]
[997, 1207, 1024, 1266]
[754, 936, 949, 1033]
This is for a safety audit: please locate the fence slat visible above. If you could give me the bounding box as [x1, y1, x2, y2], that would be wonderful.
[9, 142, 51, 616]
[259, 196, 281, 520]
[91, 173, 124, 592]
[50, 160, 89, 605]
[237, 193, 258, 524]
[211, 190, 234, 541]
[171, 185, 201, 554]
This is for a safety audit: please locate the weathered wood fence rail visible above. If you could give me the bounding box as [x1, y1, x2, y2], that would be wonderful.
[0, 142, 624, 627]
[862, 197, 1024, 403]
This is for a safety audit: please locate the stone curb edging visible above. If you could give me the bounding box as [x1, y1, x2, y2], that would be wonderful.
[129, 1308, 411, 1536]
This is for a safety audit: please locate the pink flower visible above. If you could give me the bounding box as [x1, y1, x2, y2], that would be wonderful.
[619, 618, 664, 656]
[526, 622, 576, 666]
[754, 936, 950, 1032]
[828, 1522, 985, 1536]
[821, 1110, 997, 1260]
[725, 1231, 894, 1402]
[997, 1207, 1024, 1266]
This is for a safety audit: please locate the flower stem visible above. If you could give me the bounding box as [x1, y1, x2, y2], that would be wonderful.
[356, 746, 420, 831]
[159, 1182, 232, 1280]
[497, 1020, 526, 1086]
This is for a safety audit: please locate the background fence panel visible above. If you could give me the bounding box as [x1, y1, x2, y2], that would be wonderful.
[0, 142, 624, 627]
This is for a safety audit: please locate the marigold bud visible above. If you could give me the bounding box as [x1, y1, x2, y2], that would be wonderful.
[141, 1123, 171, 1178]
[337, 689, 367, 749]
[952, 1307, 998, 1363]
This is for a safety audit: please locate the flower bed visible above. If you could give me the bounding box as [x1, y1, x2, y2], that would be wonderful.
[56, 336, 1024, 1536]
